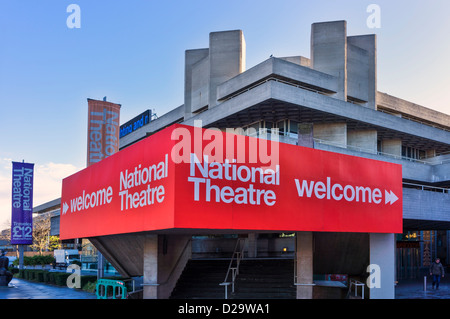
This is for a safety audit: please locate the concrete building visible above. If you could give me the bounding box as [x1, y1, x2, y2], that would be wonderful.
[38, 21, 450, 299]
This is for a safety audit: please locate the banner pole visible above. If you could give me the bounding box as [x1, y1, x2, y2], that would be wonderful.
[86, 98, 121, 280]
[19, 245, 24, 270]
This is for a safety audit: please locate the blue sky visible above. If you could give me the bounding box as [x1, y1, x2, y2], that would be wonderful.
[1, 0, 450, 226]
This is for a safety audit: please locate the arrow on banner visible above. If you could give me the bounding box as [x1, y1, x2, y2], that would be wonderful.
[63, 202, 69, 214]
[385, 190, 399, 205]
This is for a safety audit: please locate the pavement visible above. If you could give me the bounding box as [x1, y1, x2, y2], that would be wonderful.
[395, 276, 450, 299]
[1, 276, 450, 299]
[0, 278, 96, 299]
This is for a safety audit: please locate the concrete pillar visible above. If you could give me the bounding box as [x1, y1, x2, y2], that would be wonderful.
[369, 233, 395, 299]
[143, 234, 159, 299]
[209, 30, 246, 108]
[425, 149, 436, 159]
[381, 139, 402, 157]
[184, 49, 209, 120]
[296, 232, 314, 299]
[347, 35, 377, 109]
[158, 235, 192, 299]
[313, 123, 347, 148]
[247, 233, 258, 258]
[297, 123, 314, 148]
[311, 21, 347, 101]
[347, 129, 378, 154]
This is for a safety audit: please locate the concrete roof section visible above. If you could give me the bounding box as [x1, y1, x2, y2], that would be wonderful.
[118, 22, 450, 187]
[377, 92, 450, 131]
[33, 198, 61, 214]
[184, 79, 450, 151]
[123, 54, 449, 151]
[216, 57, 338, 101]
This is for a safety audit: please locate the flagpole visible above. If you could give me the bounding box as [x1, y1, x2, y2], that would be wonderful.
[19, 245, 24, 270]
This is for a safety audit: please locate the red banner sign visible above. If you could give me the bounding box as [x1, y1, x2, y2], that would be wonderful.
[61, 124, 402, 239]
[86, 99, 121, 167]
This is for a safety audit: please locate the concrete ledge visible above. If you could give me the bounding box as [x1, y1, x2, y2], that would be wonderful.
[433, 162, 450, 183]
[183, 81, 273, 127]
[217, 57, 337, 101]
[33, 198, 61, 214]
[403, 188, 450, 222]
[377, 92, 450, 129]
[270, 81, 450, 146]
[314, 142, 434, 182]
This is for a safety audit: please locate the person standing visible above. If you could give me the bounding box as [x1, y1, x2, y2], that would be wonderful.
[429, 258, 445, 290]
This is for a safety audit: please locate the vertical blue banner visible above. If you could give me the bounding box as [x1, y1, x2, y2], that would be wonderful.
[11, 162, 34, 245]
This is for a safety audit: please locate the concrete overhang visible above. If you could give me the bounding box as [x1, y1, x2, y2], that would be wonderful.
[403, 188, 450, 230]
[378, 92, 450, 130]
[216, 57, 337, 101]
[185, 80, 450, 153]
[432, 162, 450, 184]
[33, 198, 61, 214]
[315, 142, 450, 184]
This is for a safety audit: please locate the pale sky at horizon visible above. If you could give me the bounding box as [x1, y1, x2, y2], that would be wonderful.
[1, 0, 450, 228]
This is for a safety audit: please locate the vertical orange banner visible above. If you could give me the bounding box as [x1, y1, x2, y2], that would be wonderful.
[86, 98, 121, 167]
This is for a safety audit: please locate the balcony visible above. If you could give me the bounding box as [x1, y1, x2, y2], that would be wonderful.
[402, 186, 450, 230]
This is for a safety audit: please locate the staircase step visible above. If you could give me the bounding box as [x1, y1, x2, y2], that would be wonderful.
[170, 258, 296, 299]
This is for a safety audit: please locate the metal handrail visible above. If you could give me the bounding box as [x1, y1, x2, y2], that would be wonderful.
[313, 137, 450, 165]
[220, 238, 246, 299]
[403, 182, 449, 194]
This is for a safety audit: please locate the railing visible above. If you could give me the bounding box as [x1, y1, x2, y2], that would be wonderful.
[220, 238, 246, 299]
[403, 182, 449, 194]
[377, 108, 450, 133]
[313, 138, 450, 165]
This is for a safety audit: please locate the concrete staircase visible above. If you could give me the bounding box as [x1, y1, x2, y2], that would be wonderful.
[170, 258, 295, 299]
[170, 259, 230, 299]
[233, 259, 296, 299]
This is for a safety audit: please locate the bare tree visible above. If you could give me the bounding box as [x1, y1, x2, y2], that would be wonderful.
[32, 213, 60, 254]
[0, 227, 11, 245]
[0, 220, 17, 257]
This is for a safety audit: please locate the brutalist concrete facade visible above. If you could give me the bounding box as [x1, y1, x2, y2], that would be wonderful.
[34, 21, 450, 299]
[118, 21, 450, 299]
[121, 20, 450, 228]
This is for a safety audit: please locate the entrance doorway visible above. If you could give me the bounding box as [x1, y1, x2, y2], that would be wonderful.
[396, 244, 420, 280]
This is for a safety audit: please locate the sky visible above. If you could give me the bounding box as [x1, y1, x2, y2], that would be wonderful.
[0, 0, 450, 228]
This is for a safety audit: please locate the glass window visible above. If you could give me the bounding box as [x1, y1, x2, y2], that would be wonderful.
[276, 120, 286, 136]
[289, 120, 299, 134]
[402, 146, 426, 160]
[288, 120, 298, 138]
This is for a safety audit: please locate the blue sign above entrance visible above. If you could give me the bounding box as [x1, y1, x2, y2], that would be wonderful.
[119, 110, 151, 138]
